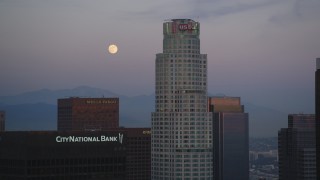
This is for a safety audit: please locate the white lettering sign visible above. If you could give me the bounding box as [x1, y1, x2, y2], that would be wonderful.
[56, 134, 123, 144]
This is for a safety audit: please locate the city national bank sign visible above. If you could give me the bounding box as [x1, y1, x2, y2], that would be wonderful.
[56, 133, 124, 144]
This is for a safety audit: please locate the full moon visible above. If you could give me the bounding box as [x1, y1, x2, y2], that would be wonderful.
[108, 44, 118, 54]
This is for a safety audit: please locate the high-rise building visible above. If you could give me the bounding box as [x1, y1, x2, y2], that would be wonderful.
[278, 114, 316, 180]
[208, 96, 249, 180]
[58, 97, 119, 131]
[316, 58, 320, 180]
[126, 128, 151, 180]
[151, 19, 213, 179]
[0, 131, 127, 180]
[0, 128, 151, 180]
[0, 111, 4, 132]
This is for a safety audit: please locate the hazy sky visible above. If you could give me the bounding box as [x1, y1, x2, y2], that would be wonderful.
[1, 0, 319, 114]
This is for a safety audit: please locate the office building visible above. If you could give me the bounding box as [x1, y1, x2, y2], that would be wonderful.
[278, 114, 316, 180]
[126, 128, 151, 180]
[316, 58, 320, 180]
[0, 131, 127, 180]
[0, 128, 151, 180]
[58, 97, 151, 179]
[0, 111, 4, 132]
[58, 97, 119, 131]
[151, 19, 213, 179]
[208, 96, 249, 180]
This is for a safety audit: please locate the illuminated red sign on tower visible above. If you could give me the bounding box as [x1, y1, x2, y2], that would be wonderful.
[178, 24, 193, 31]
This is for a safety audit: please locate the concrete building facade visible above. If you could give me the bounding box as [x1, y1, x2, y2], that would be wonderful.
[151, 19, 213, 179]
[58, 97, 119, 131]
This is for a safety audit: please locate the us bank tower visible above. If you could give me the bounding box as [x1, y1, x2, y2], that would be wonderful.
[151, 19, 213, 180]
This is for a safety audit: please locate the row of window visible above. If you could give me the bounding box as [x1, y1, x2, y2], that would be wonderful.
[152, 130, 211, 135]
[152, 112, 211, 117]
[156, 82, 206, 87]
[156, 72, 206, 77]
[152, 169, 212, 178]
[153, 126, 211, 132]
[163, 45, 200, 50]
[163, 38, 199, 45]
[151, 152, 211, 158]
[156, 95, 206, 100]
[152, 145, 211, 150]
[156, 91, 206, 96]
[156, 103, 206, 108]
[157, 58, 206, 63]
[156, 56, 206, 63]
[153, 121, 210, 126]
[151, 176, 212, 180]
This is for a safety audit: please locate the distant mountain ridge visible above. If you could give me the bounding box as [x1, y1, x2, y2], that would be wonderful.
[0, 86, 119, 105]
[0, 86, 287, 137]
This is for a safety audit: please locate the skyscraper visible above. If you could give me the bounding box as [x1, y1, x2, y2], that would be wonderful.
[0, 131, 127, 180]
[278, 114, 316, 180]
[208, 96, 249, 180]
[0, 111, 4, 132]
[126, 128, 151, 180]
[151, 19, 213, 179]
[316, 58, 320, 180]
[58, 97, 119, 131]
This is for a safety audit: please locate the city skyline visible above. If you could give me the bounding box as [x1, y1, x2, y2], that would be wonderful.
[1, 0, 319, 116]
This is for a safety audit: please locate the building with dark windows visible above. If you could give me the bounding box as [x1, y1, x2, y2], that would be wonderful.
[208, 96, 249, 180]
[278, 114, 316, 180]
[0, 128, 151, 180]
[0, 131, 127, 180]
[316, 58, 320, 180]
[0, 111, 4, 132]
[126, 128, 151, 180]
[151, 19, 213, 179]
[57, 97, 151, 179]
[58, 97, 119, 131]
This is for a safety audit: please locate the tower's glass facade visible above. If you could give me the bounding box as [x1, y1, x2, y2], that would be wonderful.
[278, 114, 316, 180]
[208, 97, 249, 180]
[151, 19, 213, 180]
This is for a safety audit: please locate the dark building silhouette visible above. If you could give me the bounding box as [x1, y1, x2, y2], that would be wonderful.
[316, 58, 320, 180]
[208, 96, 249, 180]
[126, 128, 151, 180]
[57, 97, 151, 179]
[0, 111, 4, 132]
[0, 131, 127, 180]
[278, 114, 316, 180]
[0, 128, 151, 180]
[58, 97, 119, 131]
[0, 96, 151, 179]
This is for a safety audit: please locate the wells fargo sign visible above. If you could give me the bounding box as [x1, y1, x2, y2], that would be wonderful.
[86, 100, 118, 104]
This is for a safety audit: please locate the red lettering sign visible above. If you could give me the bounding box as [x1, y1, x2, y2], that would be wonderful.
[178, 24, 193, 31]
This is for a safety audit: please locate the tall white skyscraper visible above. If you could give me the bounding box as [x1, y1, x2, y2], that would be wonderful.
[151, 19, 213, 180]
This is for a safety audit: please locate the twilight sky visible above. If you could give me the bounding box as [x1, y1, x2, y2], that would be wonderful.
[1, 0, 319, 114]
